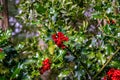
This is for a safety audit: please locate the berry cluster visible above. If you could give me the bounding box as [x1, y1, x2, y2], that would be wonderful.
[107, 19, 116, 24]
[52, 32, 69, 49]
[39, 58, 51, 74]
[104, 68, 120, 80]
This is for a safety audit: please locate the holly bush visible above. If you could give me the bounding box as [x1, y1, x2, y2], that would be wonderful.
[1, 0, 120, 80]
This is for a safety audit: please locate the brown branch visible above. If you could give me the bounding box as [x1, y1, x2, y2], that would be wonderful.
[93, 47, 120, 79]
[0, 0, 9, 30]
[79, 60, 92, 80]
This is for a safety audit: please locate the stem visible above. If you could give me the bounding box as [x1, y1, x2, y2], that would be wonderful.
[93, 47, 120, 79]
[66, 47, 92, 80]
[66, 47, 77, 58]
[79, 60, 92, 80]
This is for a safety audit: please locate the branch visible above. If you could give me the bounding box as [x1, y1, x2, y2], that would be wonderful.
[93, 47, 120, 79]
[79, 60, 92, 80]
[66, 47, 92, 80]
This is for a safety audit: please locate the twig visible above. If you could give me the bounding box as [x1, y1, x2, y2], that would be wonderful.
[66, 47, 92, 80]
[93, 47, 120, 79]
[79, 60, 92, 80]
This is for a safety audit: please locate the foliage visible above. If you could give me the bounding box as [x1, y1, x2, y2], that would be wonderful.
[1, 0, 120, 80]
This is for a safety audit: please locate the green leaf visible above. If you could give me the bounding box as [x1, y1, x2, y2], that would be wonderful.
[48, 40, 56, 55]
[58, 70, 71, 78]
[23, 59, 36, 65]
[0, 76, 6, 80]
[103, 25, 111, 35]
[10, 64, 22, 80]
[65, 2, 72, 5]
[70, 4, 77, 10]
[34, 3, 46, 14]
[92, 12, 104, 19]
[106, 45, 113, 55]
[0, 53, 6, 60]
[111, 61, 120, 68]
[96, 52, 106, 65]
[88, 52, 95, 59]
[94, 5, 103, 11]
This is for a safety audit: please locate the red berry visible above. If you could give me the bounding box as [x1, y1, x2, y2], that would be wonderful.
[107, 20, 110, 24]
[111, 19, 116, 24]
[39, 58, 51, 74]
[0, 48, 3, 52]
[52, 32, 69, 49]
[104, 68, 120, 80]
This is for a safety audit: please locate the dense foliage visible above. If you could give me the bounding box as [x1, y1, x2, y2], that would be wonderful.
[0, 0, 120, 80]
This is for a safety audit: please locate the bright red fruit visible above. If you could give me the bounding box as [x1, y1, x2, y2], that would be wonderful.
[42, 58, 51, 65]
[111, 69, 120, 80]
[39, 58, 51, 74]
[0, 48, 3, 52]
[111, 20, 116, 24]
[52, 32, 69, 49]
[107, 68, 116, 77]
[103, 76, 107, 80]
[103, 68, 120, 80]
